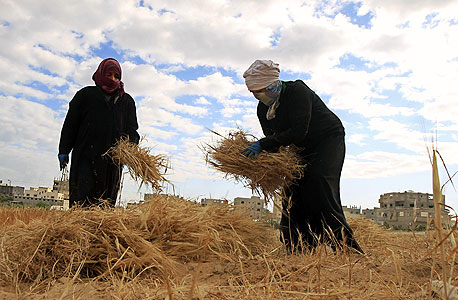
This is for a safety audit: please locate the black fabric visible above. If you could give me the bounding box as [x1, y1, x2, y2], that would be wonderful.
[257, 80, 362, 252]
[258, 80, 344, 151]
[59, 86, 140, 207]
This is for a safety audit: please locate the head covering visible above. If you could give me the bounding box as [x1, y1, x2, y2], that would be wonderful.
[92, 58, 125, 96]
[243, 60, 280, 91]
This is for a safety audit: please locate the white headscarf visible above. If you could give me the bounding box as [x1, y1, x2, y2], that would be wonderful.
[243, 60, 280, 91]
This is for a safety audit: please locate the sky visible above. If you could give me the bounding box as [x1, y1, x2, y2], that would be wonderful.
[1, 0, 458, 212]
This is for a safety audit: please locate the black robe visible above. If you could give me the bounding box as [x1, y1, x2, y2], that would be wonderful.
[258, 80, 362, 252]
[59, 86, 140, 207]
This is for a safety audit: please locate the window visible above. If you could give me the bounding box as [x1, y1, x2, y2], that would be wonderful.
[399, 212, 404, 217]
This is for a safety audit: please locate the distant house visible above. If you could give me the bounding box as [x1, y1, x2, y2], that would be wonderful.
[0, 184, 24, 197]
[343, 205, 362, 218]
[15, 186, 69, 208]
[362, 190, 449, 229]
[200, 198, 228, 206]
[1, 178, 69, 209]
[271, 194, 283, 223]
[233, 196, 270, 220]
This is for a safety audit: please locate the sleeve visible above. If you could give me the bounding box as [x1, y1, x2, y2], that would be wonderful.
[58, 90, 83, 155]
[126, 96, 140, 145]
[258, 83, 313, 150]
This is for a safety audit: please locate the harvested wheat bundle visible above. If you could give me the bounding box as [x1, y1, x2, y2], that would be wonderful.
[0, 195, 272, 285]
[106, 137, 169, 191]
[204, 129, 305, 199]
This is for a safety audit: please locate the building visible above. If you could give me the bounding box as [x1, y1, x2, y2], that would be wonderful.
[271, 194, 283, 223]
[233, 196, 269, 219]
[1, 178, 70, 209]
[52, 179, 69, 199]
[362, 191, 449, 229]
[0, 184, 25, 197]
[343, 205, 362, 218]
[14, 186, 69, 208]
[200, 198, 228, 206]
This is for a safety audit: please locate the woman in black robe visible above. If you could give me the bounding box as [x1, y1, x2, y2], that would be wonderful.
[242, 60, 363, 253]
[58, 58, 140, 207]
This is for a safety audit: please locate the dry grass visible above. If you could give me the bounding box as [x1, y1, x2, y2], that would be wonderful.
[105, 137, 169, 191]
[0, 195, 271, 289]
[0, 204, 457, 299]
[204, 129, 305, 200]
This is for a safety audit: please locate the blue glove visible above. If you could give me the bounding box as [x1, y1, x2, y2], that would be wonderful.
[58, 154, 69, 170]
[241, 141, 263, 158]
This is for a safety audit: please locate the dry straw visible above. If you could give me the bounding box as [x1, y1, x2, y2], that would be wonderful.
[105, 137, 169, 191]
[204, 129, 305, 200]
[4, 210, 458, 299]
[2, 205, 458, 299]
[0, 195, 272, 287]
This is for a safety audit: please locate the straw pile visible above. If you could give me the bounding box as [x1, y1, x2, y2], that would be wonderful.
[105, 137, 169, 191]
[204, 130, 305, 199]
[2, 211, 458, 299]
[0, 195, 272, 286]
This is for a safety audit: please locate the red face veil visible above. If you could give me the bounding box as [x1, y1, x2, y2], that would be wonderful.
[92, 58, 125, 96]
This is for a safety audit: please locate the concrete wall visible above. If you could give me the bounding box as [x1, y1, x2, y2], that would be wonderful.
[234, 196, 267, 219]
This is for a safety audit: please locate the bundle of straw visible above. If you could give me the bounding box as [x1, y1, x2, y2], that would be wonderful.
[0, 195, 272, 285]
[204, 129, 305, 199]
[106, 137, 169, 191]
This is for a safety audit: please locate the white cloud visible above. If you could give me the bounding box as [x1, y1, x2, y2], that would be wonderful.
[343, 151, 430, 179]
[137, 107, 202, 135]
[0, 143, 60, 188]
[0, 96, 62, 150]
[195, 97, 211, 105]
[348, 133, 369, 146]
[368, 118, 428, 153]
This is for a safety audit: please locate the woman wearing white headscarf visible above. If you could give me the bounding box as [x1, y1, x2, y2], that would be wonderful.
[242, 60, 363, 253]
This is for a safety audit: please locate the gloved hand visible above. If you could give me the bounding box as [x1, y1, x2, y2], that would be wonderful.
[58, 154, 69, 170]
[241, 141, 263, 158]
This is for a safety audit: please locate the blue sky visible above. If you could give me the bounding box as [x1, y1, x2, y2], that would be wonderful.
[1, 0, 458, 212]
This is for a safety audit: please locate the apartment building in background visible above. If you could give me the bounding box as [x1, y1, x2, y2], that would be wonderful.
[271, 194, 283, 223]
[343, 205, 362, 218]
[362, 190, 449, 229]
[200, 198, 228, 206]
[0, 184, 25, 198]
[233, 195, 270, 220]
[1, 179, 69, 209]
